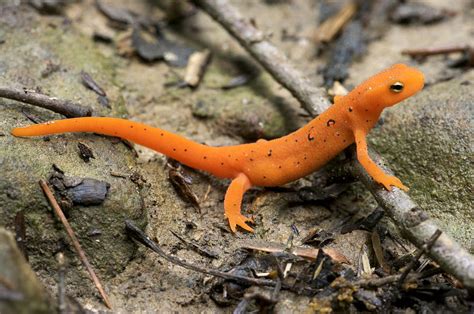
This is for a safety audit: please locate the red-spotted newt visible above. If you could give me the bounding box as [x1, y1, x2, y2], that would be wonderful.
[12, 64, 424, 232]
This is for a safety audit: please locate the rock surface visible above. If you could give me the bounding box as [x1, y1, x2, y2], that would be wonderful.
[370, 71, 473, 251]
[0, 228, 54, 314]
[0, 2, 146, 291]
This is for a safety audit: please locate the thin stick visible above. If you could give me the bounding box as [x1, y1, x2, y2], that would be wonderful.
[0, 87, 92, 118]
[333, 273, 408, 289]
[170, 230, 219, 259]
[401, 45, 471, 57]
[397, 229, 442, 286]
[314, 1, 357, 43]
[56, 252, 67, 314]
[192, 0, 474, 292]
[333, 266, 444, 289]
[39, 180, 112, 309]
[125, 220, 279, 288]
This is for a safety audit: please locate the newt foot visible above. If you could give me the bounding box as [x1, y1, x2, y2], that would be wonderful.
[378, 175, 409, 192]
[227, 213, 254, 233]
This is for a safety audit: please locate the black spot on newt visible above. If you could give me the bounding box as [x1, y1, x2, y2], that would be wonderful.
[348, 107, 353, 112]
[160, 133, 164, 136]
[144, 128, 147, 131]
[250, 158, 254, 161]
[173, 148, 176, 151]
[203, 156, 207, 159]
[307, 133, 315, 141]
[184, 149, 187, 152]
[267, 149, 272, 157]
[327, 119, 335, 127]
[130, 125, 133, 128]
[278, 165, 282, 169]
[221, 162, 224, 166]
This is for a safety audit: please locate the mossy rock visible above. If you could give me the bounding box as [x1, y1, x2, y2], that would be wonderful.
[0, 5, 146, 287]
[370, 71, 473, 251]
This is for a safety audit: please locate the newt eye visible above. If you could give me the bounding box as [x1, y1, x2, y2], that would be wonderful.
[390, 82, 404, 93]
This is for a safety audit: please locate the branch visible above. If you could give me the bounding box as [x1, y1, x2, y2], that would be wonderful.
[39, 180, 112, 309]
[191, 0, 474, 292]
[0, 87, 92, 118]
[125, 220, 279, 288]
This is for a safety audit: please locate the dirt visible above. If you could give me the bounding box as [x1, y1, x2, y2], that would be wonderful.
[0, 0, 472, 313]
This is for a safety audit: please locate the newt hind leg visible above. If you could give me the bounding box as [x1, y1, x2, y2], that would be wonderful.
[224, 173, 254, 232]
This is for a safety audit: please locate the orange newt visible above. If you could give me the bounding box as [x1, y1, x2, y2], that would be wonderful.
[12, 64, 424, 232]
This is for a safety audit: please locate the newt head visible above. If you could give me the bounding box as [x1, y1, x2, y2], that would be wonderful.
[356, 63, 425, 111]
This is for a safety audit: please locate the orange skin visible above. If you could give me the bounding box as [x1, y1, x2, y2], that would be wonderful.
[12, 64, 424, 232]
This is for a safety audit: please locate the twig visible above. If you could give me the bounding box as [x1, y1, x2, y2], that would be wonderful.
[401, 45, 471, 57]
[56, 252, 67, 314]
[0, 87, 92, 118]
[333, 273, 408, 289]
[398, 229, 442, 286]
[184, 49, 212, 87]
[14, 210, 28, 261]
[125, 220, 279, 288]
[333, 266, 444, 289]
[314, 1, 357, 43]
[270, 255, 283, 300]
[39, 180, 112, 309]
[192, 0, 474, 292]
[170, 230, 219, 259]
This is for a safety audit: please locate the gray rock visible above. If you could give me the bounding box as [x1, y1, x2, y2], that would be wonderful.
[370, 71, 473, 251]
[0, 6, 146, 289]
[0, 228, 54, 314]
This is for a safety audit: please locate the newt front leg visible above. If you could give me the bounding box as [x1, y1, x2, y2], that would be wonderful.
[224, 173, 254, 232]
[354, 129, 409, 191]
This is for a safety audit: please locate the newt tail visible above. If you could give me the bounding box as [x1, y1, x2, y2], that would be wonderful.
[12, 118, 235, 179]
